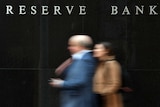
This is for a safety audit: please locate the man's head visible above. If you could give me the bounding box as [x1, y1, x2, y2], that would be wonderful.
[68, 35, 93, 55]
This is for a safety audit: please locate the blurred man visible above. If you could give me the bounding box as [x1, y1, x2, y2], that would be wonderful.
[49, 35, 98, 107]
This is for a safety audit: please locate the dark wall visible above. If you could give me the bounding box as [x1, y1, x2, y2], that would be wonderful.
[97, 1, 160, 107]
[0, 0, 160, 107]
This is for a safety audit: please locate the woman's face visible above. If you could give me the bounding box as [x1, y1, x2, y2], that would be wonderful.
[93, 44, 108, 58]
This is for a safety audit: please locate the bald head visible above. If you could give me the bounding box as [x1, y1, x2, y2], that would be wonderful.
[68, 35, 93, 54]
[69, 35, 93, 49]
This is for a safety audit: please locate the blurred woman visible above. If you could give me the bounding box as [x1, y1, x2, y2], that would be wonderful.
[93, 42, 123, 107]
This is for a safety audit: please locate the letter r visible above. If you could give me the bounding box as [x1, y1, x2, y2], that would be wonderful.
[6, 5, 14, 14]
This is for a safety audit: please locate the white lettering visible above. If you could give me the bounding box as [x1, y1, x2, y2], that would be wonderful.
[42, 6, 49, 15]
[19, 5, 26, 15]
[54, 6, 62, 15]
[135, 5, 144, 15]
[111, 6, 118, 15]
[66, 6, 74, 15]
[6, 5, 14, 14]
[31, 6, 37, 15]
[149, 5, 158, 15]
[122, 6, 130, 15]
[79, 6, 86, 15]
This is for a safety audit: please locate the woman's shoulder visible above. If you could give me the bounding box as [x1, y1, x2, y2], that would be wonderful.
[104, 59, 119, 64]
[104, 59, 121, 68]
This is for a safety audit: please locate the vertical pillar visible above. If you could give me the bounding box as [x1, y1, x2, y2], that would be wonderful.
[38, 0, 50, 107]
